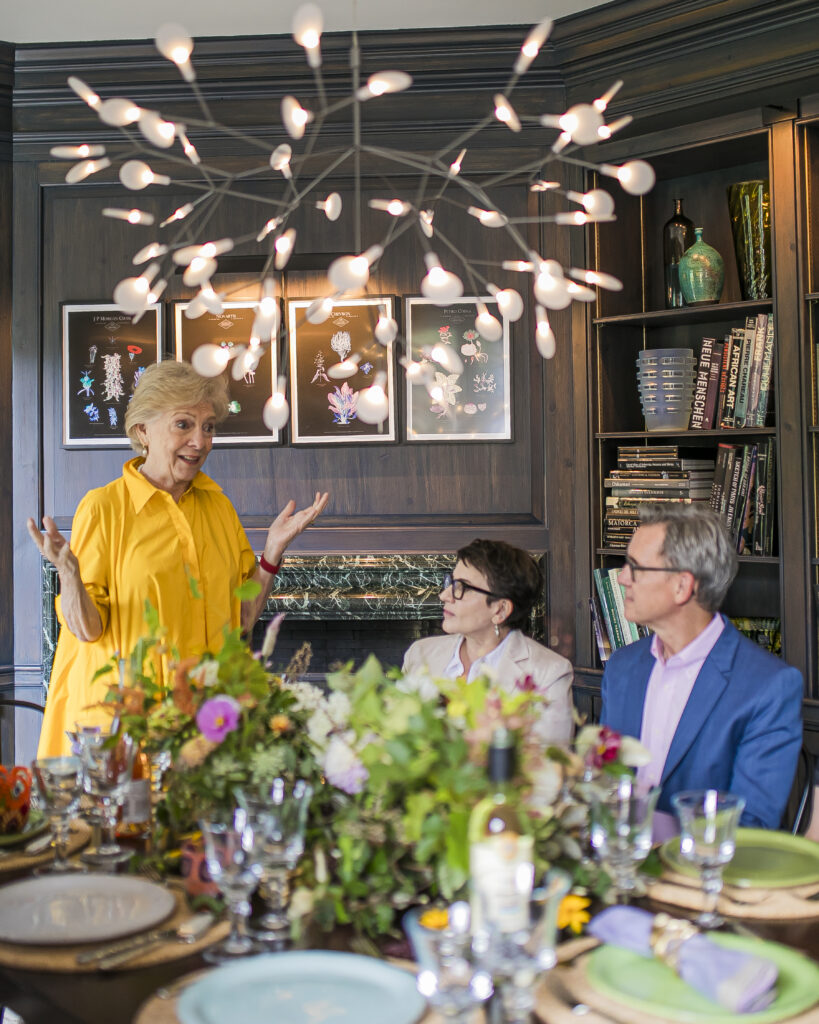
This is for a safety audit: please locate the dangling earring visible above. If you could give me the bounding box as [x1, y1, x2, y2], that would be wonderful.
[142, 445, 148, 457]
[494, 623, 500, 637]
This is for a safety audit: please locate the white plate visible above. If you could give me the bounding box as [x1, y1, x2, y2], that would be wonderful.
[0, 873, 176, 945]
[177, 951, 427, 1024]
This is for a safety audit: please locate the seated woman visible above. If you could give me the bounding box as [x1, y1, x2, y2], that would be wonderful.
[28, 360, 329, 756]
[403, 539, 574, 745]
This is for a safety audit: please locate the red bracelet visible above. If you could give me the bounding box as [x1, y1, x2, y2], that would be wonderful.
[259, 554, 281, 575]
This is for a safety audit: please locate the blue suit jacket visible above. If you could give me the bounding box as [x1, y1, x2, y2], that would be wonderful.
[600, 616, 803, 829]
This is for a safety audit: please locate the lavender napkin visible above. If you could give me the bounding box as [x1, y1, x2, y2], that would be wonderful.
[588, 906, 778, 1014]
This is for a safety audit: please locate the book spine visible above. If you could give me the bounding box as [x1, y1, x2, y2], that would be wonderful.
[724, 447, 746, 532]
[720, 334, 742, 428]
[764, 438, 776, 556]
[754, 318, 775, 426]
[709, 443, 732, 512]
[719, 446, 738, 518]
[597, 570, 625, 649]
[702, 341, 723, 429]
[733, 325, 754, 428]
[745, 312, 769, 426]
[608, 567, 638, 643]
[731, 444, 752, 540]
[736, 445, 758, 554]
[589, 597, 610, 663]
[752, 445, 768, 556]
[690, 338, 714, 430]
[715, 335, 733, 426]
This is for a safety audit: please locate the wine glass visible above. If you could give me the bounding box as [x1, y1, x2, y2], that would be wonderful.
[76, 728, 136, 868]
[242, 778, 313, 943]
[671, 789, 745, 929]
[199, 807, 265, 963]
[590, 774, 659, 901]
[416, 902, 494, 1023]
[31, 756, 85, 874]
[148, 749, 172, 796]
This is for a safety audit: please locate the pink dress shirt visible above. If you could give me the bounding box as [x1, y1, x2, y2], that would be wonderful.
[637, 613, 725, 793]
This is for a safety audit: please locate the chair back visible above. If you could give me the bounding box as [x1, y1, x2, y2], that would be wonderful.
[0, 699, 45, 768]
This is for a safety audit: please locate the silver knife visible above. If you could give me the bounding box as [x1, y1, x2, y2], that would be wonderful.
[76, 912, 214, 967]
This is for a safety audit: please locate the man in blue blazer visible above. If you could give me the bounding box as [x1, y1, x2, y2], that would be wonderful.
[600, 504, 803, 829]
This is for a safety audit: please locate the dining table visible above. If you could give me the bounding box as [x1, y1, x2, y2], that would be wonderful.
[0, 826, 817, 1024]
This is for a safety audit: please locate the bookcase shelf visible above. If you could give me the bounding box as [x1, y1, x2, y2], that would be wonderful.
[596, 547, 779, 564]
[593, 299, 772, 328]
[595, 428, 777, 440]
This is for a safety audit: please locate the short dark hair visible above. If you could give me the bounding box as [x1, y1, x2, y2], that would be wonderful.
[455, 538, 542, 630]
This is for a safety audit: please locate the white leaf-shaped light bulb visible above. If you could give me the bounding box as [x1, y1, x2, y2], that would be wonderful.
[356, 372, 390, 424]
[357, 70, 412, 100]
[182, 257, 217, 288]
[292, 4, 323, 67]
[263, 381, 290, 431]
[155, 23, 195, 81]
[98, 97, 141, 126]
[120, 160, 170, 190]
[534, 264, 571, 310]
[316, 193, 342, 221]
[420, 253, 463, 305]
[274, 228, 297, 270]
[327, 354, 361, 380]
[138, 110, 177, 149]
[270, 144, 293, 179]
[558, 103, 603, 146]
[493, 94, 521, 133]
[514, 18, 553, 74]
[51, 144, 105, 159]
[281, 96, 312, 140]
[231, 346, 262, 381]
[475, 304, 503, 343]
[113, 262, 158, 315]
[423, 343, 463, 376]
[600, 160, 655, 195]
[489, 286, 524, 322]
[374, 315, 398, 345]
[306, 296, 334, 324]
[65, 157, 111, 183]
[67, 77, 100, 108]
[192, 344, 231, 377]
[535, 306, 556, 359]
[328, 246, 381, 292]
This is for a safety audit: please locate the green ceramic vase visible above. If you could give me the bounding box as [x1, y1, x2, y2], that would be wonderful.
[678, 227, 724, 306]
[727, 179, 771, 300]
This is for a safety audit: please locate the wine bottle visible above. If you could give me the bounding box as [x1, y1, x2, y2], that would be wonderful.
[468, 727, 534, 934]
[663, 198, 695, 308]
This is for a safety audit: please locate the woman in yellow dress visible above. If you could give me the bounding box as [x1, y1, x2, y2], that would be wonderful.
[28, 361, 329, 755]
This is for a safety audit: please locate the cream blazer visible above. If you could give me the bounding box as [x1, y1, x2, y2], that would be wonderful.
[403, 630, 574, 746]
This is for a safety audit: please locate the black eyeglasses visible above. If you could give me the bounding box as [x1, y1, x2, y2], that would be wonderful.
[622, 555, 687, 578]
[441, 572, 500, 601]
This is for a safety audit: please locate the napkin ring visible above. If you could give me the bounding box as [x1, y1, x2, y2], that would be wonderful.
[649, 912, 698, 972]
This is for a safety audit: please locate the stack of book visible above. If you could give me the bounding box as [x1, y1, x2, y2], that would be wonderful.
[730, 617, 781, 655]
[709, 439, 776, 555]
[603, 445, 716, 550]
[690, 314, 775, 430]
[591, 568, 650, 658]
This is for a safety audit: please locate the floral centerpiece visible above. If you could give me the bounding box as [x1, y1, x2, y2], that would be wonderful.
[99, 597, 648, 938]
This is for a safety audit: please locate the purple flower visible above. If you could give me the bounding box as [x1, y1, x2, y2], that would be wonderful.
[196, 695, 241, 743]
[323, 737, 369, 795]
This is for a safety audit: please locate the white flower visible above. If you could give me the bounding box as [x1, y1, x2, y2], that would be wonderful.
[289, 886, 315, 921]
[307, 707, 334, 748]
[619, 735, 652, 768]
[326, 691, 351, 726]
[284, 681, 325, 713]
[396, 667, 440, 703]
[529, 760, 564, 806]
[323, 737, 368, 794]
[190, 660, 220, 688]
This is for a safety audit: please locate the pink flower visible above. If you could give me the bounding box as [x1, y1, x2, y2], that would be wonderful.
[515, 674, 538, 693]
[196, 696, 241, 743]
[586, 725, 621, 769]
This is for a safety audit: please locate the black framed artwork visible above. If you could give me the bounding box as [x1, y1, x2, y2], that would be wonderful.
[404, 296, 512, 442]
[286, 296, 397, 445]
[62, 303, 162, 448]
[172, 300, 280, 444]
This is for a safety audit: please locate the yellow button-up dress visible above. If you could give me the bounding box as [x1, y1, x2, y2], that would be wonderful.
[38, 459, 257, 756]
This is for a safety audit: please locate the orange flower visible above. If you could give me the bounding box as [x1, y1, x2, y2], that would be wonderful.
[122, 686, 145, 714]
[418, 908, 449, 930]
[269, 714, 291, 735]
[171, 657, 200, 716]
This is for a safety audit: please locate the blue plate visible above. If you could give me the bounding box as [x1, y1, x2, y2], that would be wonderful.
[177, 950, 427, 1024]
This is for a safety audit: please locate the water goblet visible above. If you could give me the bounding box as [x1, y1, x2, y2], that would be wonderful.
[148, 749, 172, 796]
[199, 807, 265, 963]
[416, 902, 494, 1023]
[590, 774, 659, 901]
[242, 778, 313, 943]
[31, 756, 85, 874]
[76, 728, 136, 868]
[671, 789, 745, 929]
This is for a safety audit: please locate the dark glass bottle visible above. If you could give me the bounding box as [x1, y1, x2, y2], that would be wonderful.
[663, 199, 695, 308]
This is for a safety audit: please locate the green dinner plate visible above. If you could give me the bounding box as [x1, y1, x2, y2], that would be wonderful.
[659, 828, 819, 888]
[0, 810, 48, 848]
[585, 933, 819, 1023]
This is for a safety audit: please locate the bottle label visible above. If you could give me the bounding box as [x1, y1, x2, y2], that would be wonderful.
[470, 833, 534, 933]
[121, 779, 151, 825]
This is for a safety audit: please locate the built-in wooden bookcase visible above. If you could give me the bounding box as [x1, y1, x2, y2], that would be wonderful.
[582, 113, 807, 683]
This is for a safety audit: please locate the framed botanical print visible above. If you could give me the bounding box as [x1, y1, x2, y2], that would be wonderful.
[404, 296, 512, 442]
[62, 302, 162, 447]
[287, 296, 397, 444]
[172, 300, 280, 444]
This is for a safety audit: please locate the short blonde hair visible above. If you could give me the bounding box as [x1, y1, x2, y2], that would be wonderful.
[125, 361, 230, 451]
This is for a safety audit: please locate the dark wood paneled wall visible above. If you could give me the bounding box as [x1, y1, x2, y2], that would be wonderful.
[0, 43, 13, 680]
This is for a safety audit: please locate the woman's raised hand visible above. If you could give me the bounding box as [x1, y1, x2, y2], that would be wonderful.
[263, 491, 330, 565]
[26, 516, 80, 577]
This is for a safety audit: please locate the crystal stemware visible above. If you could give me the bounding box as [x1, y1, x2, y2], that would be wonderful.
[671, 789, 745, 929]
[76, 727, 136, 868]
[199, 807, 265, 963]
[416, 902, 494, 1023]
[31, 756, 85, 874]
[242, 778, 313, 943]
[590, 774, 659, 901]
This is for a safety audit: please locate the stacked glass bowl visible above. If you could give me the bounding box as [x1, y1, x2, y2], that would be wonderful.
[636, 348, 697, 431]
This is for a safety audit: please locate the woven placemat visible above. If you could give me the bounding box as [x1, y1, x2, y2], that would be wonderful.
[0, 820, 91, 876]
[0, 887, 228, 973]
[646, 870, 819, 920]
[536, 958, 819, 1024]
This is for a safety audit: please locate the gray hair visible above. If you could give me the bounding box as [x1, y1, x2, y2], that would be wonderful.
[124, 361, 230, 452]
[638, 503, 738, 613]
